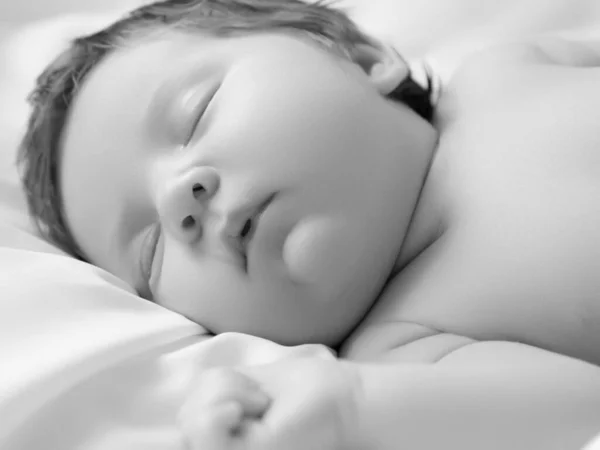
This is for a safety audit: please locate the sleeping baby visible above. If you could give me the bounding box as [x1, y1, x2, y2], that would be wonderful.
[17, 0, 600, 449]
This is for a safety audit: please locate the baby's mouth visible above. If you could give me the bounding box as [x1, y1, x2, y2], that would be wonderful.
[239, 217, 254, 244]
[236, 219, 253, 270]
[233, 193, 276, 271]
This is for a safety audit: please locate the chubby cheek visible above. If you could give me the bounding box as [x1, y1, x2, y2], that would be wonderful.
[153, 247, 249, 328]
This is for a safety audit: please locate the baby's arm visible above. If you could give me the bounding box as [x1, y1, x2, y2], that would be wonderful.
[179, 341, 600, 450]
[355, 341, 600, 450]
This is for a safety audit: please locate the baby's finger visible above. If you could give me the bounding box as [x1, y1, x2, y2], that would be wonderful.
[187, 378, 270, 413]
[213, 401, 245, 431]
[185, 368, 257, 404]
[181, 401, 242, 450]
[240, 389, 271, 418]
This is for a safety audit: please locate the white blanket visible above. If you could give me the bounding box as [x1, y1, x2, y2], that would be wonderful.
[1, 1, 600, 448]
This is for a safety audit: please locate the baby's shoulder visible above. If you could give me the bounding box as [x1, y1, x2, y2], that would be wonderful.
[473, 37, 600, 67]
[447, 37, 600, 94]
[434, 37, 600, 123]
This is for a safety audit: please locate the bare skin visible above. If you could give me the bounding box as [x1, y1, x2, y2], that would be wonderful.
[57, 30, 600, 448]
[342, 38, 600, 365]
[177, 39, 600, 450]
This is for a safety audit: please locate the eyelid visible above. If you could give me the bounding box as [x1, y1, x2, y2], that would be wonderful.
[180, 84, 219, 145]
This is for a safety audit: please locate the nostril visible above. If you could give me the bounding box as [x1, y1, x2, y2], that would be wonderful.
[181, 215, 196, 229]
[192, 183, 206, 199]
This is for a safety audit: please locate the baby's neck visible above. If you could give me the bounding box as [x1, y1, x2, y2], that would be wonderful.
[393, 145, 446, 274]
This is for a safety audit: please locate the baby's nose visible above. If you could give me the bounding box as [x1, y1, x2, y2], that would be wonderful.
[158, 166, 220, 243]
[188, 166, 219, 202]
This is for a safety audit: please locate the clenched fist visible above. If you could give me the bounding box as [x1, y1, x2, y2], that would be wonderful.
[178, 357, 362, 450]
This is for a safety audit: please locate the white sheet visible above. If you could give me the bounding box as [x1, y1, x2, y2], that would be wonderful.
[1, 1, 600, 448]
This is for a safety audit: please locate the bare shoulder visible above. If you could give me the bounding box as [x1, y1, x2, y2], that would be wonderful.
[434, 43, 541, 112]
[436, 37, 600, 118]
[458, 37, 600, 73]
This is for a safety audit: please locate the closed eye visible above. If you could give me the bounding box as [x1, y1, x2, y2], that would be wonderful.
[183, 84, 219, 146]
[139, 223, 162, 298]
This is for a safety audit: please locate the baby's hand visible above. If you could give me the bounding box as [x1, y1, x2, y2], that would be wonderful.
[178, 358, 361, 450]
[178, 367, 271, 450]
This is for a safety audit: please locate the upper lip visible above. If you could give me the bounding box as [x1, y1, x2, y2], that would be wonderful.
[221, 193, 275, 271]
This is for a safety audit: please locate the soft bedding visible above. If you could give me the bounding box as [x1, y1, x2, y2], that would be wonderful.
[1, 1, 600, 449]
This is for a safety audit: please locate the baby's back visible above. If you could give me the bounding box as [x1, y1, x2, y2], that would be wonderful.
[342, 42, 600, 365]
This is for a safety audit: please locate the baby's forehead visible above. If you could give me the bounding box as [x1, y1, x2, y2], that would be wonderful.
[69, 33, 197, 125]
[108, 32, 200, 75]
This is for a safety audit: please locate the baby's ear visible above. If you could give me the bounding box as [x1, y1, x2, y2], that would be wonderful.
[349, 40, 409, 95]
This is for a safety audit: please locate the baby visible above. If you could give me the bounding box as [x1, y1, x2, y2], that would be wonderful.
[17, 0, 600, 448]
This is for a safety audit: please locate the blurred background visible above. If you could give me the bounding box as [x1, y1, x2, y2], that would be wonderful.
[0, 0, 129, 25]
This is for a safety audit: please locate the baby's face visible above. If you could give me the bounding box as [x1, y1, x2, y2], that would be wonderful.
[60, 30, 436, 346]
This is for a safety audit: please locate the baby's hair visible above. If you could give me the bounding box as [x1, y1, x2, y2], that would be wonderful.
[17, 0, 434, 260]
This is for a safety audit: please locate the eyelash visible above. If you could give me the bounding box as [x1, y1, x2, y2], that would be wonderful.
[185, 107, 203, 145]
